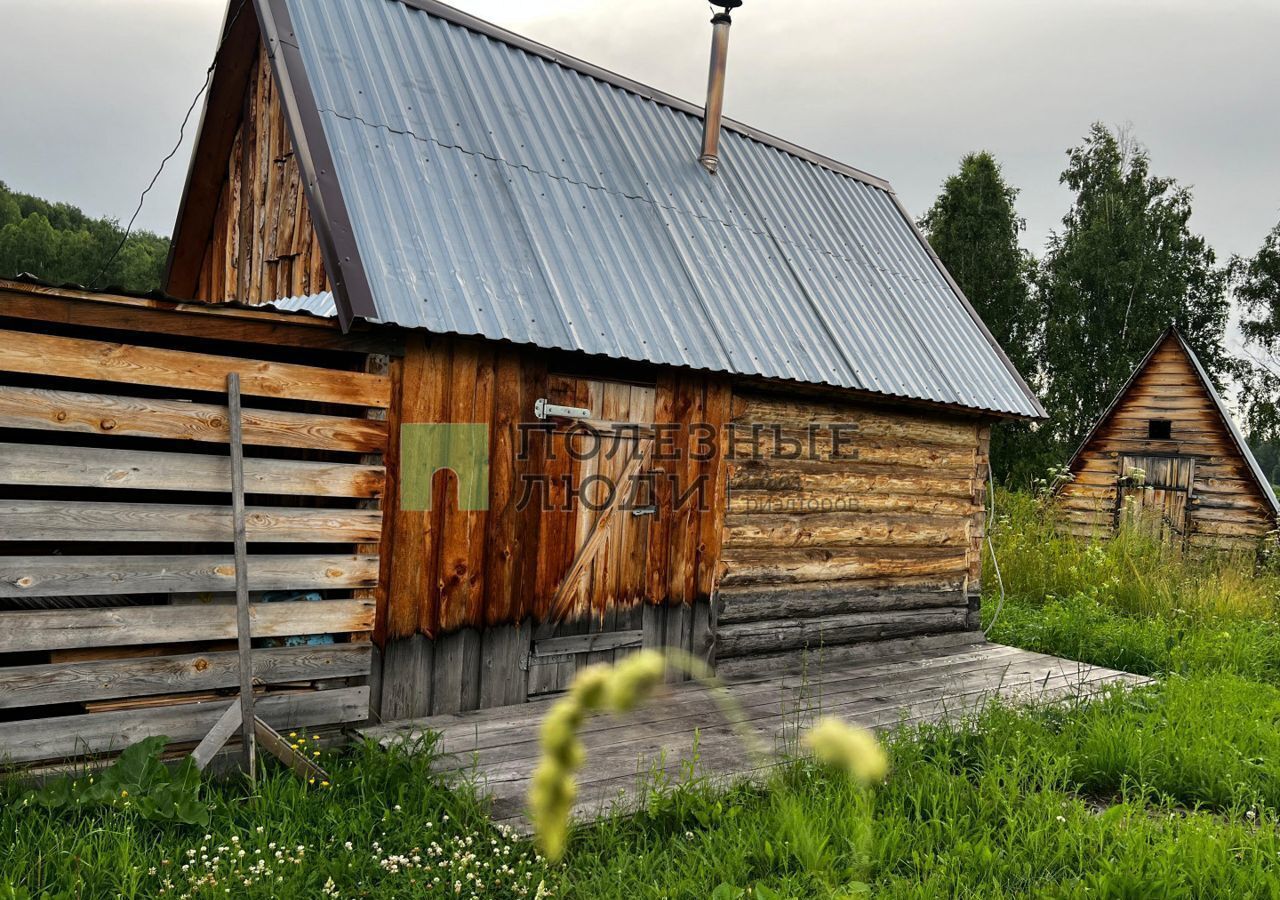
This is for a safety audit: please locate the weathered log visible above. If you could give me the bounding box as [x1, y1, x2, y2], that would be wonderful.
[717, 607, 970, 657]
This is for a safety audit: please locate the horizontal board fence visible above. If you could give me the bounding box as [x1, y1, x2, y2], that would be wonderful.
[0, 301, 389, 769]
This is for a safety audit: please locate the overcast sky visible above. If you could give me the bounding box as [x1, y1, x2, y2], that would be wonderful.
[1, 0, 1277, 266]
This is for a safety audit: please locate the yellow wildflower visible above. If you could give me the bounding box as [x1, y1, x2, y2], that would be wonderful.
[803, 717, 888, 784]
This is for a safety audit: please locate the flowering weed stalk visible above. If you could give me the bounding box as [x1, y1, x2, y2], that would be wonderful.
[528, 646, 889, 888]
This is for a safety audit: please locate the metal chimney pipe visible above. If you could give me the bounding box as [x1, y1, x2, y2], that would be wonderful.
[699, 8, 736, 175]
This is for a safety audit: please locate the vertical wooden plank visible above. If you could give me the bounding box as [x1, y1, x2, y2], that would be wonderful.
[514, 355, 548, 625]
[235, 68, 256, 303]
[642, 603, 666, 653]
[533, 375, 578, 621]
[663, 601, 690, 684]
[457, 627, 484, 712]
[366, 643, 385, 721]
[430, 630, 467, 715]
[373, 357, 403, 648]
[483, 349, 523, 627]
[478, 623, 528, 708]
[696, 377, 732, 603]
[646, 373, 676, 605]
[379, 635, 434, 721]
[667, 375, 701, 608]
[387, 335, 445, 641]
[691, 597, 716, 671]
[437, 342, 491, 633]
[227, 373, 256, 777]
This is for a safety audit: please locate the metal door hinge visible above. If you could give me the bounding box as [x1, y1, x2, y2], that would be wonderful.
[535, 398, 592, 420]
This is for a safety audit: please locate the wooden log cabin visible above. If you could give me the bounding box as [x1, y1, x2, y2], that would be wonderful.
[0, 0, 1045, 764]
[1058, 327, 1279, 552]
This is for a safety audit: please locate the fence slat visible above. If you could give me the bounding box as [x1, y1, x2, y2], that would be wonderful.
[0, 386, 386, 452]
[0, 554, 379, 599]
[0, 599, 376, 653]
[0, 443, 384, 498]
[0, 687, 370, 766]
[0, 644, 373, 709]
[0, 500, 382, 543]
[0, 328, 390, 408]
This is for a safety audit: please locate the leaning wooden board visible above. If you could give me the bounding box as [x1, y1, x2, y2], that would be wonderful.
[0, 688, 370, 766]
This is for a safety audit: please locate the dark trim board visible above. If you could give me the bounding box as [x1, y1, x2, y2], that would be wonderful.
[256, 0, 378, 329]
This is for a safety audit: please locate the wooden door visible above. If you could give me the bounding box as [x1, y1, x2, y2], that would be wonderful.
[1117, 455, 1194, 544]
[527, 376, 658, 695]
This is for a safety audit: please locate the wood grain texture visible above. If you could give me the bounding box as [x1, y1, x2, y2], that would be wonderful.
[0, 599, 375, 653]
[0, 442, 385, 498]
[0, 500, 382, 543]
[0, 283, 397, 355]
[0, 385, 387, 452]
[718, 584, 965, 625]
[0, 644, 372, 709]
[0, 328, 389, 408]
[716, 608, 969, 657]
[0, 554, 378, 599]
[0, 687, 369, 766]
[194, 42, 330, 304]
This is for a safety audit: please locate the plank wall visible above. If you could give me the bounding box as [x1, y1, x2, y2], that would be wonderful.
[194, 42, 329, 304]
[0, 284, 389, 767]
[375, 335, 729, 719]
[716, 390, 990, 678]
[1059, 333, 1275, 552]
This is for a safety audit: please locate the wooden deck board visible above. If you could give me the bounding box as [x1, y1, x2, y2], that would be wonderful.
[361, 641, 1148, 829]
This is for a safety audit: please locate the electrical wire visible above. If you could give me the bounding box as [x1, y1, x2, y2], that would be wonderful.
[90, 0, 248, 290]
[982, 460, 1008, 636]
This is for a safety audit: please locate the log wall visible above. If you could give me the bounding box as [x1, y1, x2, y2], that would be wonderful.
[194, 42, 329, 304]
[716, 390, 990, 677]
[1059, 333, 1276, 553]
[0, 282, 389, 768]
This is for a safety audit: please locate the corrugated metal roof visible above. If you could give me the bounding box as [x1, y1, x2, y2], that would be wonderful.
[271, 0, 1043, 417]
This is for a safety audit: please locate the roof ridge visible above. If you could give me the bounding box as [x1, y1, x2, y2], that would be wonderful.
[389, 0, 894, 193]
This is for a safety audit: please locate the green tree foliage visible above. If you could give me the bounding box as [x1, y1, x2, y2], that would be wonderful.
[1234, 222, 1280, 441]
[1037, 124, 1233, 455]
[921, 151, 1047, 484]
[0, 180, 169, 293]
[1250, 435, 1280, 492]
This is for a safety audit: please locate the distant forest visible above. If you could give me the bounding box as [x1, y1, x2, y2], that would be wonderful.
[0, 181, 169, 294]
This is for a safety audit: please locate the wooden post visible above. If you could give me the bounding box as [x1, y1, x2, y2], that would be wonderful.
[228, 372, 256, 779]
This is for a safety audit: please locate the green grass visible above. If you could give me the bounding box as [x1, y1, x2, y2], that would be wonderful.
[8, 493, 1280, 898]
[1, 739, 552, 899]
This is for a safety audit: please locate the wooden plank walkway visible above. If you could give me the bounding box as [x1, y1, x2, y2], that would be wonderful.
[361, 638, 1149, 828]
